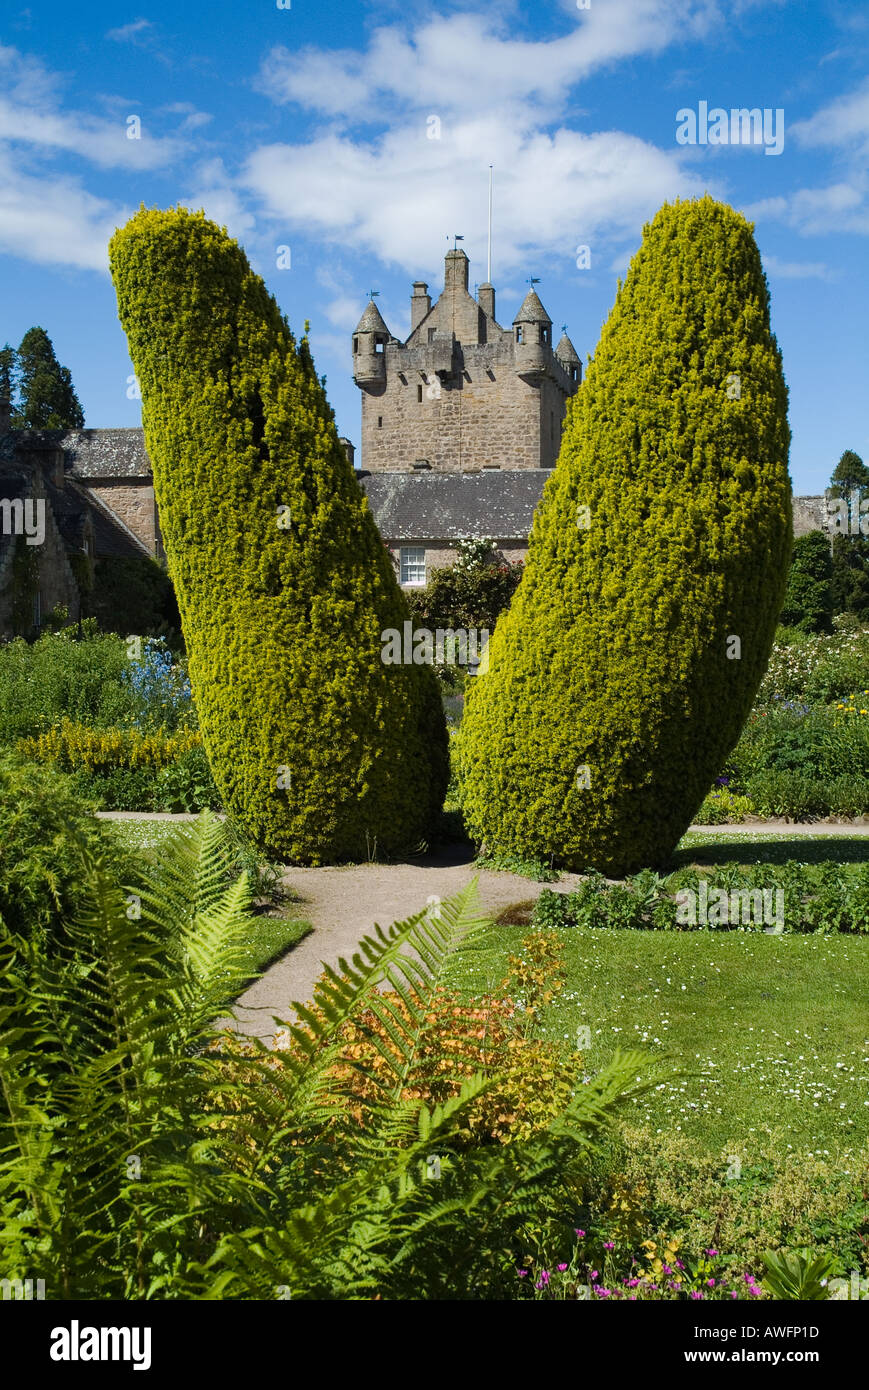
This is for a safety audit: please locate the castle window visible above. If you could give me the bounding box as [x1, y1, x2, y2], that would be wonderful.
[542, 327, 550, 345]
[353, 337, 359, 354]
[377, 416, 383, 428]
[417, 385, 423, 402]
[400, 547, 426, 587]
[428, 328, 436, 343]
[375, 335, 385, 354]
[516, 326, 524, 344]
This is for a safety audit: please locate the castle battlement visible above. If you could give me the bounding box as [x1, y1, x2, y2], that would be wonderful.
[353, 249, 581, 473]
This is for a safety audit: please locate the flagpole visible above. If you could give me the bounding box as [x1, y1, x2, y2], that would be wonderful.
[487, 165, 493, 282]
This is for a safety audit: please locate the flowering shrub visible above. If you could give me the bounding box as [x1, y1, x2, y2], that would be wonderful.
[756, 620, 869, 706]
[516, 1230, 764, 1299]
[121, 637, 195, 733]
[18, 719, 201, 772]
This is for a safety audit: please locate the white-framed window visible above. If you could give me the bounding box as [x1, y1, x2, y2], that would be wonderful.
[400, 547, 426, 587]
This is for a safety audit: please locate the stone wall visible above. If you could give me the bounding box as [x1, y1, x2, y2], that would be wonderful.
[0, 473, 81, 634]
[360, 338, 579, 473]
[85, 479, 158, 554]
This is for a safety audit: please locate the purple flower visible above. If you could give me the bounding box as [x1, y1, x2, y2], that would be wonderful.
[557, 1263, 568, 1272]
[604, 1241, 615, 1250]
[690, 1291, 703, 1300]
[675, 1260, 685, 1270]
[705, 1248, 718, 1257]
[575, 1229, 586, 1239]
[706, 1278, 716, 1287]
[517, 1270, 528, 1278]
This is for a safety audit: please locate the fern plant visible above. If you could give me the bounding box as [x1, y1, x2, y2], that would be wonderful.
[0, 813, 657, 1299]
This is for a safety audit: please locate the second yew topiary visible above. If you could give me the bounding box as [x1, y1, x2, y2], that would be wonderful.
[459, 196, 792, 875]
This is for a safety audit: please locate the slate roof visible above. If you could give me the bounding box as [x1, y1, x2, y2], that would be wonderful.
[359, 469, 549, 541]
[513, 288, 551, 325]
[354, 301, 391, 336]
[56, 428, 152, 479]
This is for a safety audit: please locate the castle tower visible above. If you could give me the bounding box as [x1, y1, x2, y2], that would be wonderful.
[353, 251, 580, 474]
[352, 299, 391, 387]
[555, 330, 582, 387]
[512, 287, 552, 377]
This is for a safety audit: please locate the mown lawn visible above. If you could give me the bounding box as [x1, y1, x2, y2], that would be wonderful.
[444, 921, 869, 1159]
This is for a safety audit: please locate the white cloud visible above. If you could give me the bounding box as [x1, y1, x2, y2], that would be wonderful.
[180, 157, 256, 241]
[243, 116, 711, 281]
[106, 19, 154, 44]
[257, 2, 721, 122]
[745, 179, 869, 235]
[0, 149, 127, 270]
[792, 77, 869, 154]
[0, 45, 182, 169]
[763, 254, 834, 280]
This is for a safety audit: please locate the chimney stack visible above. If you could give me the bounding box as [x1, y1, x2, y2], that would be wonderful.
[410, 281, 431, 332]
[478, 283, 495, 321]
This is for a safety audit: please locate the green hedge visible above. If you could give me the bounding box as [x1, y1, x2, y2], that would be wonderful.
[459, 196, 792, 875]
[532, 862, 869, 933]
[110, 208, 448, 862]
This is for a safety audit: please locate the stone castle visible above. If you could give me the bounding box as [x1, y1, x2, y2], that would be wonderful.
[353, 247, 581, 474]
[0, 247, 830, 633]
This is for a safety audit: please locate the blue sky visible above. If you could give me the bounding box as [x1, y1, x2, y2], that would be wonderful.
[1, 0, 867, 493]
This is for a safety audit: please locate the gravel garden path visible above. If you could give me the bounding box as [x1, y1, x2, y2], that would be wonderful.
[96, 813, 869, 1041]
[230, 846, 586, 1039]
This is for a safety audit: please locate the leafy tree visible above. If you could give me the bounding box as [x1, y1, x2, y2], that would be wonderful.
[829, 448, 869, 499]
[16, 326, 84, 429]
[0, 343, 17, 414]
[109, 207, 448, 862]
[459, 196, 792, 875]
[779, 531, 834, 634]
[407, 541, 523, 633]
[828, 450, 869, 621]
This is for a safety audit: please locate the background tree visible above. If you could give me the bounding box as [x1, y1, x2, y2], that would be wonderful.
[0, 343, 17, 414]
[779, 531, 834, 634]
[829, 448, 869, 499]
[828, 450, 869, 621]
[16, 326, 84, 429]
[459, 196, 792, 876]
[406, 541, 524, 633]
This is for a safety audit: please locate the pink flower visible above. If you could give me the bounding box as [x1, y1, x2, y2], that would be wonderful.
[557, 1263, 568, 1272]
[690, 1291, 703, 1300]
[590, 1270, 599, 1280]
[705, 1248, 718, 1257]
[662, 1264, 672, 1275]
[517, 1270, 528, 1278]
[706, 1278, 716, 1287]
[575, 1229, 586, 1239]
[604, 1241, 615, 1250]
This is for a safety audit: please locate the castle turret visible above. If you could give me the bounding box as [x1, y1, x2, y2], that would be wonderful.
[512, 287, 552, 377]
[353, 300, 390, 386]
[555, 331, 582, 387]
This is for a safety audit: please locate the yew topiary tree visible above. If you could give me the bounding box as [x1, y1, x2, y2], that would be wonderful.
[109, 207, 448, 863]
[459, 196, 792, 875]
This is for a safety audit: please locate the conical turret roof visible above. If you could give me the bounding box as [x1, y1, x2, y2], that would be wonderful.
[354, 300, 390, 334]
[555, 331, 580, 364]
[513, 288, 551, 325]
